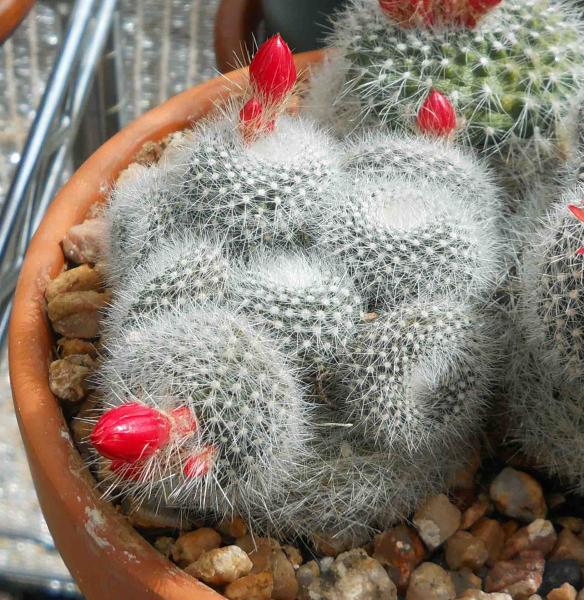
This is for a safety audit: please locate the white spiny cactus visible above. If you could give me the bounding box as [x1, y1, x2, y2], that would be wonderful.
[314, 174, 502, 306]
[230, 250, 364, 366]
[335, 299, 497, 457]
[94, 303, 315, 525]
[102, 232, 231, 333]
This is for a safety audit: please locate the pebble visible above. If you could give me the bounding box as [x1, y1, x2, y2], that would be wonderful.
[45, 264, 102, 302]
[489, 469, 547, 522]
[47, 289, 111, 338]
[57, 337, 98, 358]
[450, 567, 482, 596]
[502, 521, 520, 540]
[458, 592, 512, 599]
[407, 562, 456, 600]
[153, 536, 174, 559]
[445, 531, 489, 571]
[551, 529, 584, 566]
[282, 545, 303, 569]
[184, 545, 253, 585]
[311, 532, 354, 557]
[413, 494, 462, 551]
[373, 525, 427, 593]
[216, 516, 248, 539]
[577, 590, 584, 600]
[502, 519, 557, 560]
[485, 550, 545, 597]
[546, 583, 577, 600]
[171, 528, 222, 567]
[49, 355, 95, 402]
[236, 536, 297, 600]
[224, 572, 274, 600]
[297, 560, 320, 595]
[301, 549, 397, 600]
[462, 495, 492, 530]
[62, 217, 107, 264]
[472, 519, 505, 566]
[539, 560, 583, 596]
[555, 518, 584, 534]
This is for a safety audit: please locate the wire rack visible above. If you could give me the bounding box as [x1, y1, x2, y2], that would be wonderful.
[0, 0, 220, 592]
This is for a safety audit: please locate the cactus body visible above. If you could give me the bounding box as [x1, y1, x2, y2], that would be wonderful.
[312, 0, 584, 204]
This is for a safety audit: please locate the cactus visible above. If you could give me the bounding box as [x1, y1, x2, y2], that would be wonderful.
[310, 0, 584, 205]
[335, 299, 497, 456]
[314, 173, 502, 306]
[230, 250, 364, 366]
[94, 303, 315, 523]
[103, 232, 230, 333]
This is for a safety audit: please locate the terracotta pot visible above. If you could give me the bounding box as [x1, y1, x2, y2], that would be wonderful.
[0, 0, 35, 42]
[9, 50, 324, 600]
[214, 0, 263, 73]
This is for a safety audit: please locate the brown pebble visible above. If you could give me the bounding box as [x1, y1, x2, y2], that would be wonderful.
[459, 591, 512, 599]
[485, 550, 545, 597]
[235, 536, 297, 600]
[282, 545, 303, 569]
[311, 532, 354, 557]
[171, 528, 222, 567]
[445, 531, 489, 571]
[153, 536, 174, 558]
[551, 529, 584, 566]
[501, 519, 557, 560]
[489, 468, 547, 522]
[57, 338, 98, 358]
[556, 518, 584, 534]
[414, 494, 462, 551]
[296, 560, 319, 597]
[49, 355, 95, 402]
[185, 545, 252, 585]
[216, 516, 248, 539]
[450, 449, 481, 491]
[47, 290, 111, 338]
[45, 264, 102, 302]
[62, 218, 106, 264]
[373, 524, 427, 594]
[122, 499, 186, 530]
[502, 521, 520, 540]
[407, 562, 455, 600]
[450, 567, 482, 597]
[462, 494, 492, 530]
[547, 583, 577, 600]
[472, 518, 505, 567]
[224, 572, 273, 600]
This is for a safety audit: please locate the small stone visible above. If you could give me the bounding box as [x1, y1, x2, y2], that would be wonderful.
[547, 494, 567, 511]
[555, 518, 584, 534]
[445, 531, 489, 571]
[485, 550, 545, 597]
[224, 572, 273, 600]
[171, 528, 222, 567]
[47, 290, 111, 338]
[62, 218, 107, 264]
[577, 589, 584, 600]
[216, 516, 248, 539]
[502, 521, 520, 540]
[472, 519, 505, 566]
[297, 560, 320, 597]
[49, 354, 95, 402]
[528, 595, 544, 600]
[236, 536, 297, 600]
[458, 592, 512, 599]
[373, 525, 427, 593]
[462, 495, 492, 530]
[45, 264, 103, 302]
[450, 567, 482, 596]
[311, 532, 354, 557]
[551, 529, 584, 566]
[502, 519, 557, 560]
[122, 498, 187, 530]
[407, 562, 456, 600]
[451, 450, 481, 491]
[303, 549, 397, 600]
[547, 583, 577, 600]
[282, 545, 303, 569]
[153, 536, 174, 558]
[489, 468, 547, 522]
[413, 494, 462, 551]
[57, 337, 98, 358]
[539, 560, 583, 596]
[185, 545, 252, 585]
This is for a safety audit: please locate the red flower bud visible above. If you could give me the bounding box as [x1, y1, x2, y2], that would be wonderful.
[568, 204, 584, 223]
[249, 34, 296, 102]
[577, 247, 584, 256]
[417, 89, 457, 136]
[184, 446, 217, 478]
[110, 459, 145, 482]
[170, 406, 199, 436]
[239, 98, 275, 142]
[379, 0, 431, 25]
[91, 403, 171, 462]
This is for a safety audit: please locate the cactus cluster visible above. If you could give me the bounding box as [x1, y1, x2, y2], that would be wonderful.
[307, 0, 584, 208]
[87, 33, 507, 543]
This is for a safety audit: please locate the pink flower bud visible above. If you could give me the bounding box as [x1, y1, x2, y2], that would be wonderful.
[239, 98, 275, 142]
[91, 403, 171, 462]
[249, 34, 296, 102]
[183, 446, 217, 478]
[577, 247, 584, 256]
[568, 204, 584, 223]
[417, 89, 457, 136]
[170, 406, 199, 436]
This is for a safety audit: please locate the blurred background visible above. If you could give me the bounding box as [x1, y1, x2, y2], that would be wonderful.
[0, 0, 348, 597]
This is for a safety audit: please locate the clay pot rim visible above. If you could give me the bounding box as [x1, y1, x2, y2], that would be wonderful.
[0, 0, 36, 42]
[9, 50, 324, 599]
